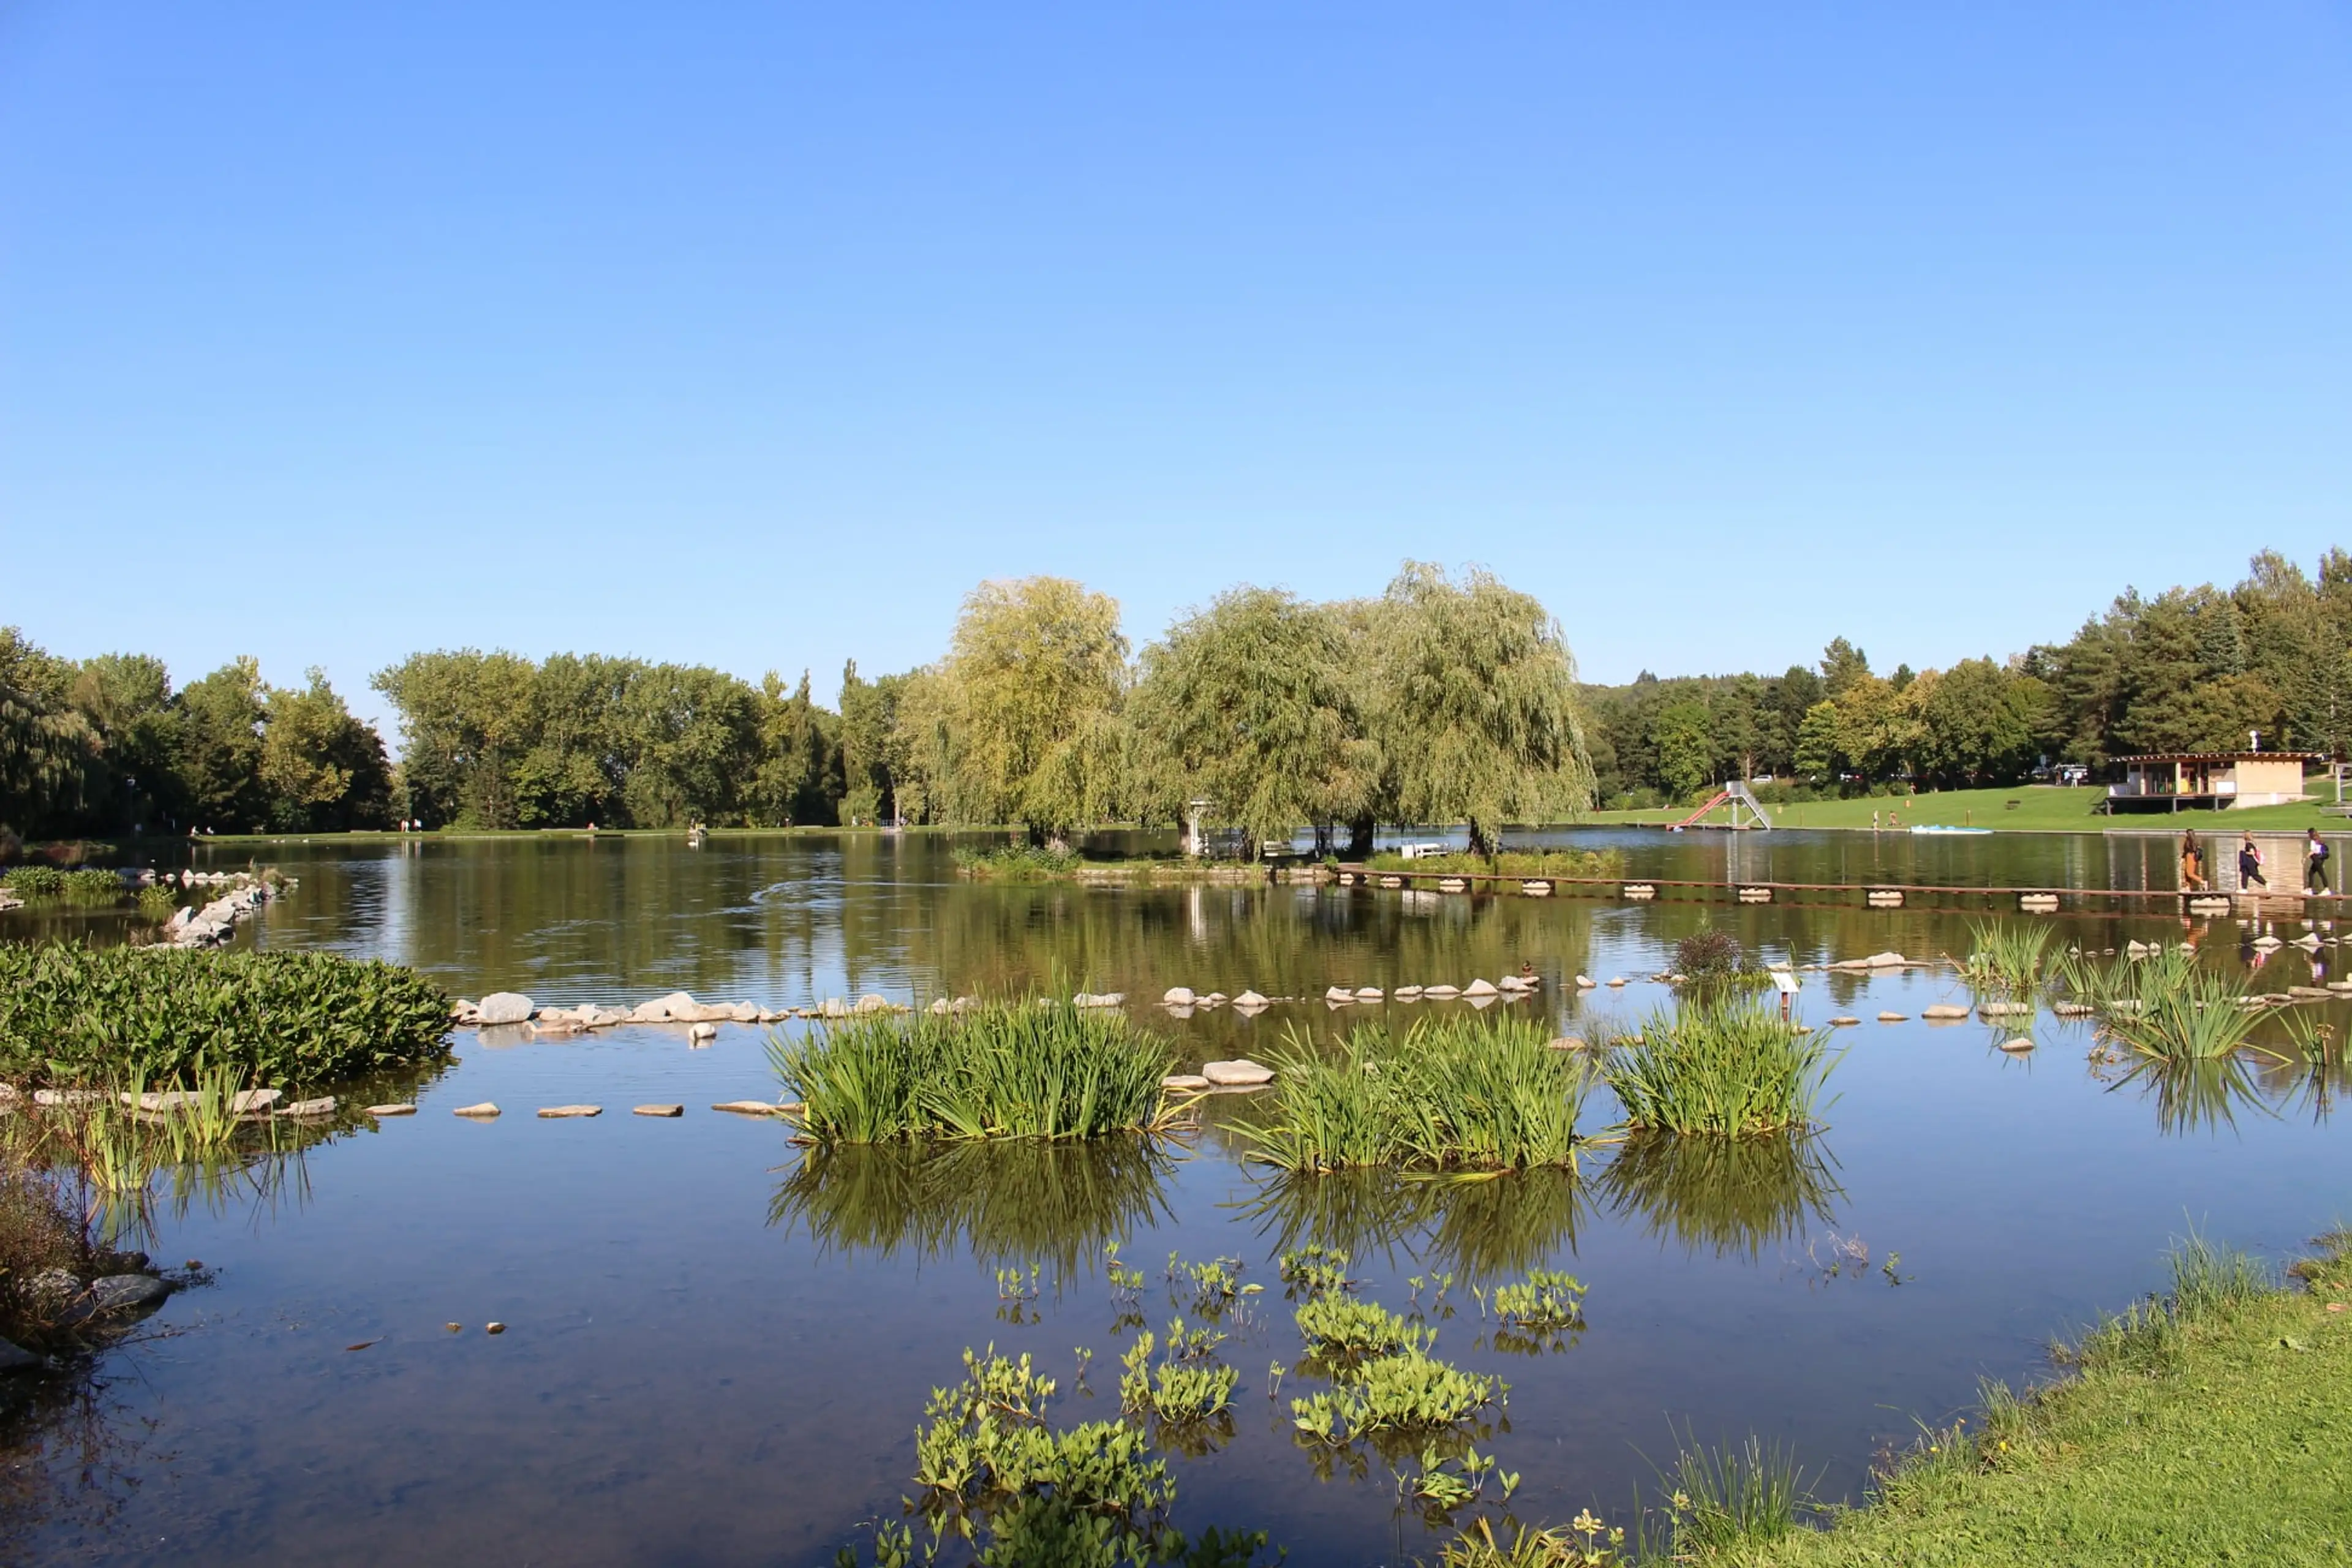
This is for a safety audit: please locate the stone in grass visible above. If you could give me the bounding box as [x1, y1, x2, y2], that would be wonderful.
[1546, 1036, 1586, 1052]
[1201, 1059, 1274, 1087]
[62, 1275, 173, 1325]
[366, 1104, 417, 1117]
[1921, 1004, 1972, 1021]
[537, 1105, 602, 1118]
[712, 1101, 786, 1117]
[1877, 1011, 1907, 1023]
[1161, 1074, 1211, 1091]
[476, 992, 536, 1026]
[452, 1102, 501, 1118]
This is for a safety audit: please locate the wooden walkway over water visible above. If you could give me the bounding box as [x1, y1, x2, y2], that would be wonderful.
[1332, 865, 2339, 920]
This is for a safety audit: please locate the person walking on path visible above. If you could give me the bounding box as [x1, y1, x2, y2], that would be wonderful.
[2180, 830, 2207, 892]
[2307, 829, 2331, 895]
[2239, 831, 2268, 891]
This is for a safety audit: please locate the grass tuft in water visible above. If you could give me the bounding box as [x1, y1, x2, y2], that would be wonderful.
[771, 1000, 1177, 1142]
[1245, 1015, 1589, 1174]
[1961, 921, 2056, 1005]
[1602, 998, 1836, 1137]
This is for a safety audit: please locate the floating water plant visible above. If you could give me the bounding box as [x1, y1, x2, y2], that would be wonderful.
[1602, 999, 1836, 1137]
[1276, 1244, 1353, 1297]
[771, 998, 1178, 1143]
[0, 942, 450, 1087]
[1486, 1269, 1586, 1333]
[1289, 1346, 1504, 1445]
[1118, 1317, 1238, 1426]
[1295, 1295, 1432, 1362]
[1246, 1015, 1589, 1174]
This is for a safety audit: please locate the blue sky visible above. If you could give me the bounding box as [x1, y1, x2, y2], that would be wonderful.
[4, 4, 2347, 732]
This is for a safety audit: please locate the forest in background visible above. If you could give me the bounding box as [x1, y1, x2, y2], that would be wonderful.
[4, 549, 2348, 845]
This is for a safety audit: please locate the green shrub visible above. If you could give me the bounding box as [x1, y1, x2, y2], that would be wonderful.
[60, 869, 128, 903]
[1247, 1016, 1589, 1174]
[3, 866, 66, 899]
[1362, 847, 1626, 880]
[1602, 999, 1836, 1137]
[772, 1000, 1177, 1142]
[952, 843, 1082, 878]
[0, 942, 450, 1088]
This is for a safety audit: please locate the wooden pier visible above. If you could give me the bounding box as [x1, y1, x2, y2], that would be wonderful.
[1332, 865, 2332, 920]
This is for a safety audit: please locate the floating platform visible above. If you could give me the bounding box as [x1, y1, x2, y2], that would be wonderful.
[1332, 865, 2335, 919]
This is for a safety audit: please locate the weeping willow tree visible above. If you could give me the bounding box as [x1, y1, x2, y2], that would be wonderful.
[1367, 562, 1594, 856]
[937, 576, 1131, 848]
[1129, 587, 1379, 857]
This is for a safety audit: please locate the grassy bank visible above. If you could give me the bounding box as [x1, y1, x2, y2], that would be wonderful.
[1719, 1232, 2352, 1567]
[1578, 783, 2352, 833]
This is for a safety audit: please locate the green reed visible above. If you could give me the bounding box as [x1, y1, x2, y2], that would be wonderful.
[770, 998, 1177, 1142]
[1601, 998, 1836, 1137]
[2064, 946, 2270, 1065]
[1245, 1015, 1589, 1174]
[1961, 921, 2056, 1003]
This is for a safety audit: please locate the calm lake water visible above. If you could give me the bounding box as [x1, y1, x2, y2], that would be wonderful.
[6, 827, 2348, 1565]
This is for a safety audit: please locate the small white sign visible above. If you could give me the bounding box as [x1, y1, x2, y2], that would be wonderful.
[1771, 971, 1801, 996]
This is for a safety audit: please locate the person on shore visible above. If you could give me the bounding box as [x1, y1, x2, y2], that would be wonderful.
[2180, 830, 2206, 892]
[2239, 831, 2267, 891]
[2308, 828, 2331, 895]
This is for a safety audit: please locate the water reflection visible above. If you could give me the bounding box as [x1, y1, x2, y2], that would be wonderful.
[767, 1139, 1177, 1276]
[1241, 1169, 1582, 1283]
[1596, 1131, 1844, 1261]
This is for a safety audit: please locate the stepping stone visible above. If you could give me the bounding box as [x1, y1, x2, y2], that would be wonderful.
[1546, 1036, 1586, 1051]
[1999, 1038, 2035, 1053]
[366, 1104, 417, 1117]
[1160, 1074, 1210, 1091]
[688, 1022, 718, 1044]
[452, 1103, 500, 1118]
[1232, 990, 1270, 1011]
[1877, 1011, 1907, 1023]
[1393, 985, 1423, 999]
[1922, 1004, 1971, 1020]
[1162, 987, 1196, 1006]
[1605, 978, 1627, 989]
[1325, 986, 1357, 1004]
[2052, 1002, 2097, 1017]
[1575, 975, 1597, 989]
[1423, 984, 1462, 999]
[633, 1104, 684, 1117]
[537, 1105, 602, 1118]
[1354, 987, 1384, 1001]
[1829, 1016, 1860, 1027]
[277, 1097, 336, 1117]
[1200, 1059, 1275, 1087]
[1463, 979, 1499, 998]
[712, 1101, 785, 1117]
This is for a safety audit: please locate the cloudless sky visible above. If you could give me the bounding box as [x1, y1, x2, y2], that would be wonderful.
[4, 4, 2348, 734]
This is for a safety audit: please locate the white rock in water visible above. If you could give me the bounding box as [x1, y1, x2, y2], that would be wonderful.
[230, 1088, 281, 1114]
[634, 1104, 684, 1117]
[1464, 978, 1499, 998]
[1324, 986, 1356, 1003]
[1423, 984, 1461, 999]
[1160, 1074, 1210, 1091]
[712, 1100, 784, 1116]
[452, 1102, 501, 1118]
[1999, 1037, 2035, 1053]
[1922, 1004, 1971, 1020]
[1575, 974, 1597, 989]
[1877, 1011, 1907, 1022]
[1232, 990, 1270, 1010]
[688, 1022, 718, 1043]
[630, 991, 700, 1023]
[1866, 952, 1907, 968]
[1354, 987, 1383, 1001]
[930, 998, 953, 1014]
[1393, 985, 1424, 999]
[1162, 987, 1197, 1007]
[729, 1001, 762, 1022]
[277, 1097, 336, 1117]
[1201, 1058, 1275, 1087]
[536, 1104, 602, 1118]
[366, 1104, 417, 1117]
[476, 993, 536, 1026]
[855, 994, 891, 1014]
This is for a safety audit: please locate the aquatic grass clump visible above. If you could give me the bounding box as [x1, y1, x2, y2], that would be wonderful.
[951, 843, 1083, 878]
[1295, 1295, 1431, 1362]
[1289, 1346, 1503, 1445]
[1961, 921, 2057, 1005]
[1602, 999, 1836, 1137]
[772, 1000, 1177, 1143]
[1360, 847, 1626, 880]
[1246, 1016, 1589, 1174]
[1118, 1318, 1238, 1427]
[2060, 1229, 2271, 1376]
[0, 942, 450, 1088]
[2062, 947, 2268, 1065]
[1645, 1430, 1815, 1556]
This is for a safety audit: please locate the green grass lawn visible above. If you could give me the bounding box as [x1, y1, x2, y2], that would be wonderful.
[1578, 784, 2352, 834]
[1731, 1237, 2352, 1566]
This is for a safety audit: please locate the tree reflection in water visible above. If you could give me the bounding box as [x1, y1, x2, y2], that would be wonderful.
[1596, 1130, 1844, 1262]
[767, 1138, 1178, 1278]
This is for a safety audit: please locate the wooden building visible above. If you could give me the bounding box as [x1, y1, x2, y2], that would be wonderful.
[2103, 751, 2318, 813]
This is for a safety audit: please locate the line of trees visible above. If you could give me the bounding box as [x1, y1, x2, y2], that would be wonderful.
[370, 562, 1593, 856]
[1, 630, 393, 840]
[1587, 549, 2352, 807]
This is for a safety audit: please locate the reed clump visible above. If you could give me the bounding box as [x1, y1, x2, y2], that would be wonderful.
[1245, 1016, 1589, 1174]
[771, 999, 1178, 1143]
[2060, 946, 2265, 1064]
[1602, 999, 1836, 1137]
[0, 943, 450, 1087]
[951, 843, 1082, 878]
[1961, 921, 2056, 1004]
[1361, 847, 1626, 880]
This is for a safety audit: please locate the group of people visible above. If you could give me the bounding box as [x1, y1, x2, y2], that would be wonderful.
[2179, 827, 2331, 895]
